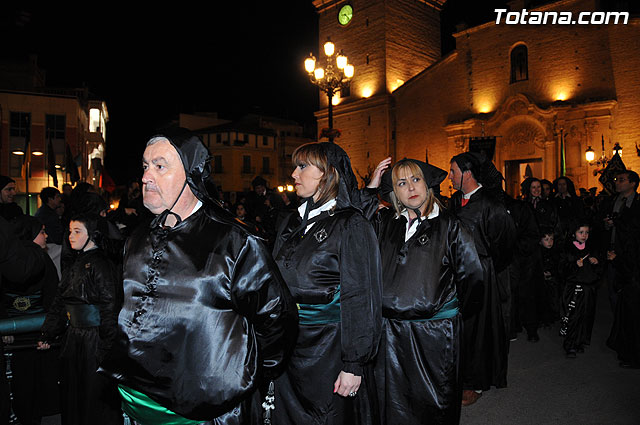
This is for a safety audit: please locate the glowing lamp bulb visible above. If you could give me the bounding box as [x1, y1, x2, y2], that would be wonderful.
[314, 68, 325, 80]
[344, 64, 354, 78]
[304, 55, 316, 73]
[585, 147, 595, 162]
[324, 40, 335, 56]
[336, 53, 347, 69]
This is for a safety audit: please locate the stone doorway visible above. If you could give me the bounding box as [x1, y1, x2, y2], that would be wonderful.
[504, 158, 543, 199]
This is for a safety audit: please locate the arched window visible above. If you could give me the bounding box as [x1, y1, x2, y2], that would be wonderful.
[510, 45, 528, 83]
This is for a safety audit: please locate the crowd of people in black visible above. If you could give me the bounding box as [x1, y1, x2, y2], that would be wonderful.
[0, 135, 638, 425]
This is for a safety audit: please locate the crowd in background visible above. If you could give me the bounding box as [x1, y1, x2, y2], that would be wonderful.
[0, 157, 638, 423]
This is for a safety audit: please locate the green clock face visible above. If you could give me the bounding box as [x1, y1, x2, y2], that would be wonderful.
[338, 4, 353, 26]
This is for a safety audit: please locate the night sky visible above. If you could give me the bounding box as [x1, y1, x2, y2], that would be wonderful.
[2, 3, 320, 184]
[2, 1, 633, 185]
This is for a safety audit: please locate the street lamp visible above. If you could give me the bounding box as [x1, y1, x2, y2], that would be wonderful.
[612, 142, 622, 158]
[304, 38, 355, 142]
[11, 145, 43, 215]
[585, 146, 595, 162]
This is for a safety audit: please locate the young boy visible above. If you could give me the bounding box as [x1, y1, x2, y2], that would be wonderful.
[539, 227, 561, 325]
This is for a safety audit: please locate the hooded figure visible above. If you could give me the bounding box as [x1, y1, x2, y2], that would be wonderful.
[98, 132, 297, 425]
[2, 215, 60, 424]
[0, 175, 24, 220]
[449, 152, 516, 405]
[39, 212, 121, 425]
[370, 159, 483, 424]
[270, 142, 383, 425]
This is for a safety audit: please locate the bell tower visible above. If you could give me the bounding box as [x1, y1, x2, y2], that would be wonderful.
[312, 0, 446, 179]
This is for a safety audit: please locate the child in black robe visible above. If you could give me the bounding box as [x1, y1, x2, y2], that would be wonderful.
[38, 214, 121, 425]
[559, 221, 601, 358]
[539, 226, 562, 325]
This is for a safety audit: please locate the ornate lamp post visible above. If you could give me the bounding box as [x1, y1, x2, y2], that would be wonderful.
[304, 39, 354, 142]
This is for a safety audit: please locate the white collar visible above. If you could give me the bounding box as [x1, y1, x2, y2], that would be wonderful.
[399, 202, 440, 222]
[463, 183, 482, 199]
[298, 198, 337, 218]
[190, 200, 203, 216]
[298, 198, 337, 234]
[400, 203, 440, 242]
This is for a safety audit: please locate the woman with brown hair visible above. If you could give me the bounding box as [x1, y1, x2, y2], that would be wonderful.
[371, 158, 483, 424]
[269, 142, 382, 425]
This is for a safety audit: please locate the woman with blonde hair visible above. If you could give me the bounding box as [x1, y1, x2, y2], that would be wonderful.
[370, 158, 483, 424]
[269, 142, 382, 425]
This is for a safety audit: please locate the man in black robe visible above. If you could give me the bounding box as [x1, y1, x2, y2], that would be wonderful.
[602, 170, 640, 368]
[0, 215, 46, 422]
[99, 131, 297, 424]
[448, 152, 516, 406]
[0, 176, 23, 221]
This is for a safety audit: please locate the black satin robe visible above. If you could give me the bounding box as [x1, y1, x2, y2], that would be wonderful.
[270, 206, 382, 425]
[41, 247, 121, 425]
[372, 208, 483, 425]
[99, 205, 297, 423]
[450, 187, 516, 390]
[558, 241, 601, 352]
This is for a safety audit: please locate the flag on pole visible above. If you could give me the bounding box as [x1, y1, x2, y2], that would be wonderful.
[560, 131, 566, 177]
[20, 116, 31, 179]
[100, 168, 116, 193]
[65, 144, 80, 183]
[20, 140, 30, 179]
[48, 137, 58, 187]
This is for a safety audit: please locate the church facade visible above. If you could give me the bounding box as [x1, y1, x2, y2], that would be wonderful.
[312, 0, 640, 197]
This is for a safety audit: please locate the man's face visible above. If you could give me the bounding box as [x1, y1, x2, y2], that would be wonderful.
[48, 193, 62, 209]
[142, 140, 187, 215]
[615, 173, 635, 195]
[449, 161, 464, 191]
[1, 182, 16, 203]
[255, 185, 266, 196]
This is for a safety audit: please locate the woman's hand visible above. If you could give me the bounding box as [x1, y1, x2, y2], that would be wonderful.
[333, 370, 362, 397]
[576, 258, 584, 267]
[589, 257, 598, 265]
[607, 250, 616, 261]
[367, 157, 392, 189]
[37, 341, 50, 350]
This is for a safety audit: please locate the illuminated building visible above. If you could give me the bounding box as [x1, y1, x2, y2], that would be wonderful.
[179, 113, 313, 194]
[312, 0, 640, 195]
[0, 56, 108, 210]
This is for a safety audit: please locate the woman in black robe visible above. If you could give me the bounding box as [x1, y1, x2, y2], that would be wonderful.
[2, 215, 60, 424]
[371, 159, 483, 424]
[270, 142, 382, 425]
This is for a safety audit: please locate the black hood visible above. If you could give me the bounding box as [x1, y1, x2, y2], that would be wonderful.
[380, 158, 447, 203]
[150, 130, 215, 204]
[452, 152, 504, 190]
[318, 142, 359, 210]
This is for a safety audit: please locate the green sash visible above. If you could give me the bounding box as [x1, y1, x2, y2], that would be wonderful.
[118, 385, 202, 425]
[65, 304, 100, 327]
[297, 288, 341, 325]
[409, 297, 459, 322]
